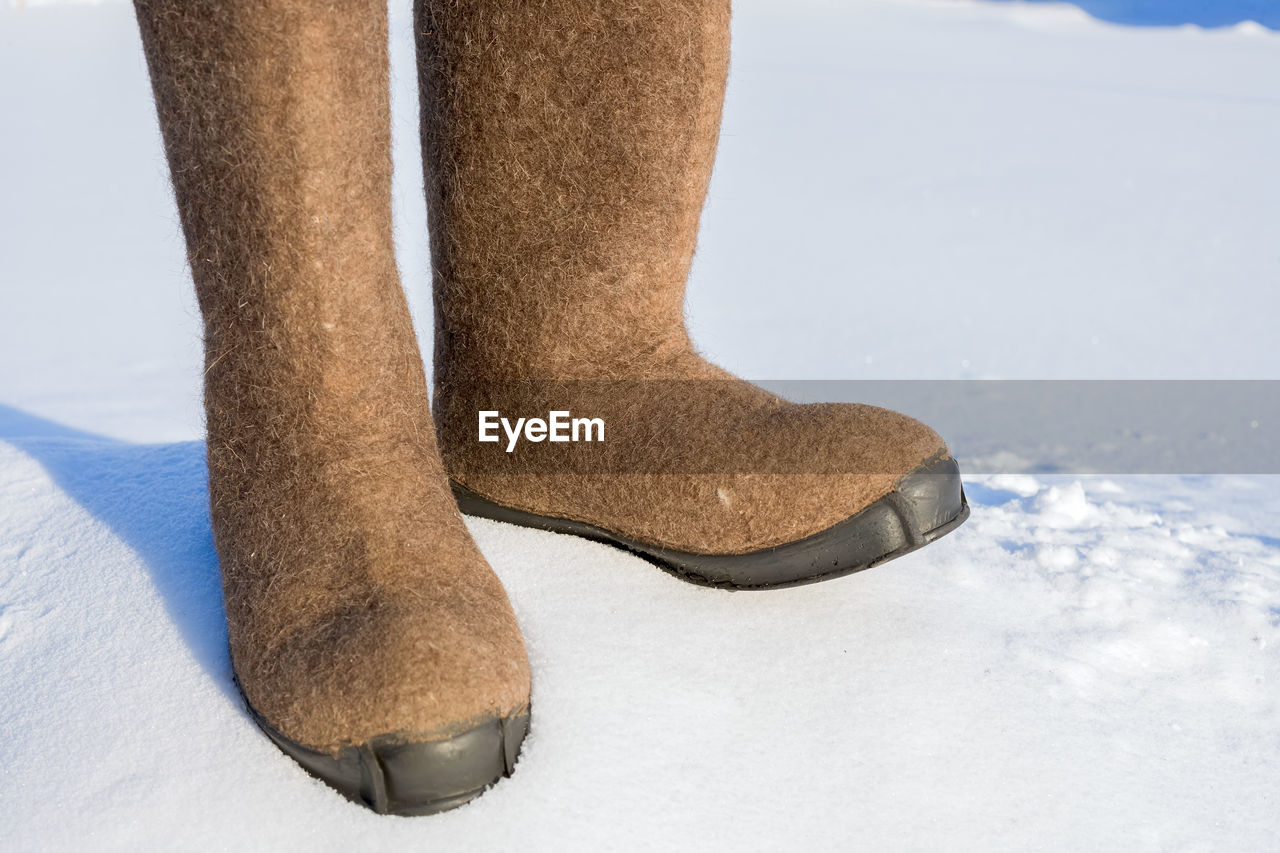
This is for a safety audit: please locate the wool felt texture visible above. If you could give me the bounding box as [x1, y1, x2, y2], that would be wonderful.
[133, 0, 529, 752]
[416, 0, 951, 554]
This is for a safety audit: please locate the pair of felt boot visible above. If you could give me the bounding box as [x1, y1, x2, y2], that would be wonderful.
[134, 0, 967, 815]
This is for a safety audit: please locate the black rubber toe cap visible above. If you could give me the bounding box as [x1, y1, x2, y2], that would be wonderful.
[245, 699, 530, 816]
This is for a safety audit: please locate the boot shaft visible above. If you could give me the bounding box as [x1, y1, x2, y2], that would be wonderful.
[415, 0, 732, 380]
[135, 0, 431, 450]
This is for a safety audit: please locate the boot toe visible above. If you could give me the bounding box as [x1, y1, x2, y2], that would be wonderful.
[231, 571, 532, 815]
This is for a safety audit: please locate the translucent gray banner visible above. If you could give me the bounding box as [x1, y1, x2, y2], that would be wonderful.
[443, 380, 1280, 474]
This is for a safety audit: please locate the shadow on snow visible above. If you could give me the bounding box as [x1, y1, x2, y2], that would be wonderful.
[0, 404, 232, 701]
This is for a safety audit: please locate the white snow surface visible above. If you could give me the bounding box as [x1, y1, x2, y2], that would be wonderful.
[2, 0, 1279, 849]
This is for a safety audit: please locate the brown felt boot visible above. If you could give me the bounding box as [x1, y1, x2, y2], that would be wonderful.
[416, 0, 968, 587]
[134, 0, 530, 813]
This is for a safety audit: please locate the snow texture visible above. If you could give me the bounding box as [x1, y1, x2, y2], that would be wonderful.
[2, 0, 1279, 849]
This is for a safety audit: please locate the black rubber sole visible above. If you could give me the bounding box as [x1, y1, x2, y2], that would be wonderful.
[242, 695, 529, 816]
[451, 455, 969, 590]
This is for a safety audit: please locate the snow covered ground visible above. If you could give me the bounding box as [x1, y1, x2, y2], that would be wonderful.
[2, 0, 1279, 849]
